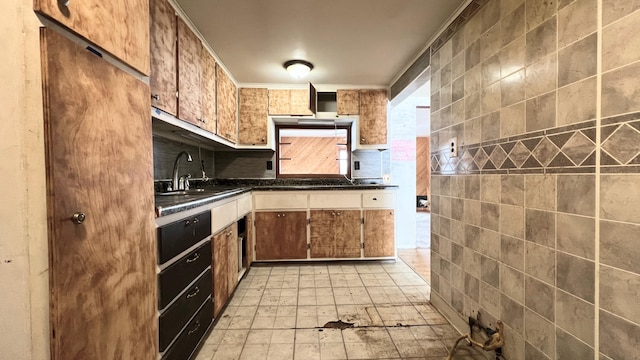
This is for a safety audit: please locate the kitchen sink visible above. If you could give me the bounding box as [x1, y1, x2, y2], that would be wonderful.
[156, 189, 208, 196]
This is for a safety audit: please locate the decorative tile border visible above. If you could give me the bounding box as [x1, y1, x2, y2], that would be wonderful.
[431, 117, 640, 175]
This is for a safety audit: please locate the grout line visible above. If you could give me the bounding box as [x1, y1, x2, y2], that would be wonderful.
[594, 0, 603, 357]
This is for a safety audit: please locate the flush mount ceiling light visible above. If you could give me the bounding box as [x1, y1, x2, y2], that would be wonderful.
[284, 59, 313, 79]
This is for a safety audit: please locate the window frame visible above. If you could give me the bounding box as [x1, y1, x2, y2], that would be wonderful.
[275, 124, 352, 179]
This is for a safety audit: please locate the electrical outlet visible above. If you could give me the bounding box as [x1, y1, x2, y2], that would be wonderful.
[450, 137, 458, 157]
[354, 161, 360, 170]
[266, 160, 273, 170]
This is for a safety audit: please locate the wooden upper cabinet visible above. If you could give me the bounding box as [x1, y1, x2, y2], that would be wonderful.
[41, 28, 156, 359]
[35, 0, 150, 75]
[268, 89, 291, 115]
[337, 90, 360, 115]
[150, 0, 177, 115]
[268, 84, 316, 115]
[177, 18, 202, 126]
[359, 89, 388, 145]
[363, 209, 395, 257]
[254, 211, 307, 260]
[239, 88, 268, 145]
[216, 64, 238, 143]
[200, 49, 217, 134]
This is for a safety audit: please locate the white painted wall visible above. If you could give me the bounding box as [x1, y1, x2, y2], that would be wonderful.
[0, 1, 50, 359]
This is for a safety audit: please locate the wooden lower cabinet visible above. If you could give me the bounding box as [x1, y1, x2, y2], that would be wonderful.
[309, 210, 361, 258]
[254, 211, 307, 260]
[227, 225, 239, 295]
[212, 228, 228, 318]
[363, 209, 395, 257]
[244, 213, 254, 268]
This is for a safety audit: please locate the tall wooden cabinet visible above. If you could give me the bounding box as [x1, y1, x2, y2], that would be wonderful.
[35, 0, 150, 75]
[309, 210, 361, 258]
[200, 49, 217, 134]
[359, 90, 388, 145]
[41, 29, 156, 359]
[238, 88, 268, 145]
[150, 0, 177, 115]
[216, 64, 238, 143]
[254, 211, 307, 260]
[177, 17, 202, 126]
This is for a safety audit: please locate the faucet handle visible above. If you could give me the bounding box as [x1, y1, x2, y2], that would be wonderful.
[184, 174, 191, 190]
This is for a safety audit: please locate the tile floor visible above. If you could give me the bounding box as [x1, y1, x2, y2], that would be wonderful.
[195, 261, 487, 360]
[397, 249, 431, 284]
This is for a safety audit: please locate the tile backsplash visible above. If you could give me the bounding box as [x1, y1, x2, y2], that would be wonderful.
[152, 136, 215, 180]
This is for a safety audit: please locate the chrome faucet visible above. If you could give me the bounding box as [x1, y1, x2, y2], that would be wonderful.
[172, 151, 193, 191]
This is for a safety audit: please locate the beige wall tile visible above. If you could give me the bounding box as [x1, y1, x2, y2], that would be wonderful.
[526, 174, 556, 211]
[600, 265, 640, 324]
[525, 275, 555, 321]
[525, 309, 555, 358]
[602, 61, 640, 117]
[502, 175, 525, 206]
[558, 33, 597, 87]
[481, 175, 501, 203]
[526, 0, 558, 30]
[481, 111, 501, 141]
[465, 273, 480, 302]
[431, 70, 441, 95]
[599, 309, 640, 360]
[482, 54, 502, 87]
[557, 213, 595, 260]
[465, 176, 481, 200]
[557, 76, 597, 125]
[481, 202, 501, 231]
[465, 64, 482, 96]
[602, 0, 640, 25]
[557, 252, 595, 302]
[465, 92, 482, 121]
[502, 70, 526, 107]
[502, 235, 526, 271]
[556, 328, 595, 359]
[451, 99, 465, 124]
[481, 281, 501, 316]
[502, 4, 526, 46]
[501, 102, 526, 137]
[480, 228, 501, 259]
[525, 242, 556, 285]
[600, 220, 640, 274]
[603, 9, 640, 71]
[481, 82, 502, 114]
[466, 39, 482, 71]
[556, 289, 595, 345]
[441, 62, 452, 86]
[600, 174, 640, 224]
[525, 209, 556, 247]
[558, 0, 597, 48]
[481, 1, 501, 33]
[557, 175, 596, 216]
[526, 16, 557, 65]
[525, 54, 557, 98]
[501, 204, 525, 239]
[500, 36, 526, 77]
[481, 24, 502, 61]
[501, 264, 525, 302]
[503, 326, 526, 360]
[481, 255, 500, 287]
[464, 117, 482, 145]
[451, 53, 465, 80]
[464, 249, 482, 279]
[502, 0, 526, 17]
[501, 293, 525, 334]
[526, 91, 556, 131]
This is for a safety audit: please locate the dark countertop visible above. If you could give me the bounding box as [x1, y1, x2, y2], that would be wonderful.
[155, 183, 399, 217]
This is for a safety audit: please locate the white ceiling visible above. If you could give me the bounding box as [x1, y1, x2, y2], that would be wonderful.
[175, 0, 466, 87]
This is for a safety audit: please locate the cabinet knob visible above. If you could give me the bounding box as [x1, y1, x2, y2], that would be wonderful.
[151, 94, 160, 101]
[336, 212, 341, 216]
[72, 212, 86, 224]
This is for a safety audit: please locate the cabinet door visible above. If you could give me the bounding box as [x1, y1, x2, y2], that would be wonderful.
[359, 90, 388, 145]
[177, 17, 202, 126]
[268, 89, 291, 115]
[255, 211, 307, 260]
[363, 210, 395, 257]
[310, 210, 361, 258]
[35, 0, 150, 75]
[213, 230, 229, 318]
[337, 90, 360, 115]
[201, 49, 217, 133]
[290, 89, 314, 115]
[238, 88, 268, 145]
[227, 225, 239, 295]
[245, 213, 254, 268]
[150, 0, 177, 115]
[41, 29, 156, 359]
[216, 64, 238, 143]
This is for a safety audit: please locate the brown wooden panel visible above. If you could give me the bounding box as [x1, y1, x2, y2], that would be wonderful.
[337, 89, 360, 115]
[201, 49, 217, 133]
[35, 0, 150, 75]
[177, 17, 202, 125]
[238, 88, 268, 145]
[41, 29, 156, 359]
[212, 230, 228, 318]
[334, 210, 363, 258]
[359, 90, 388, 145]
[227, 224, 239, 295]
[255, 211, 307, 260]
[216, 64, 238, 143]
[245, 213, 254, 268]
[310, 210, 361, 258]
[363, 210, 395, 257]
[268, 89, 291, 115]
[280, 136, 345, 175]
[416, 137, 431, 198]
[150, 0, 177, 115]
[290, 89, 313, 115]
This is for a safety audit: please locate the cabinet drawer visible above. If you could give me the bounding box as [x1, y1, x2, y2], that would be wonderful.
[362, 192, 395, 208]
[159, 270, 212, 352]
[159, 242, 212, 309]
[161, 297, 213, 360]
[309, 193, 361, 209]
[158, 211, 211, 264]
[212, 201, 238, 234]
[254, 193, 307, 210]
[237, 194, 252, 217]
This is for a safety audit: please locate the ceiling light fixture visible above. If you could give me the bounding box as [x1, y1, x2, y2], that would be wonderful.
[284, 59, 313, 79]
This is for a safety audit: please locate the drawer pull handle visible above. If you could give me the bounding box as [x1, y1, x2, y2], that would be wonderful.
[226, 231, 233, 237]
[188, 321, 201, 335]
[192, 217, 199, 224]
[186, 287, 200, 299]
[186, 253, 200, 263]
[372, 197, 378, 201]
